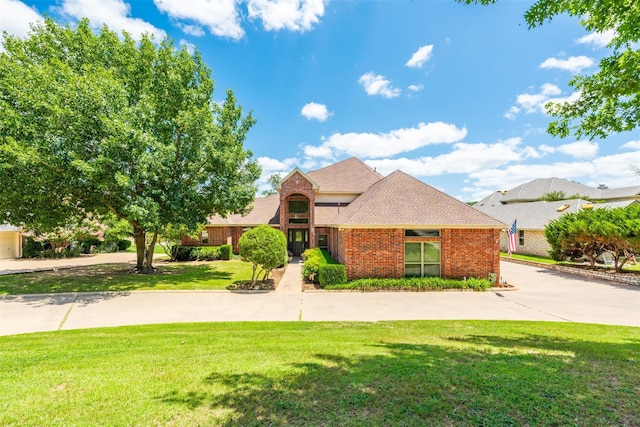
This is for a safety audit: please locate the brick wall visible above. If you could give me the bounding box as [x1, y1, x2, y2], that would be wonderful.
[440, 228, 501, 279]
[334, 227, 500, 280]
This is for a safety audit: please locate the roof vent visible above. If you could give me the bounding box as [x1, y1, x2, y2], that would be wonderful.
[597, 184, 608, 190]
[557, 204, 570, 212]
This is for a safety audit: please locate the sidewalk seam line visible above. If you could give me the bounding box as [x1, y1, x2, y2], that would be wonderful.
[58, 293, 78, 330]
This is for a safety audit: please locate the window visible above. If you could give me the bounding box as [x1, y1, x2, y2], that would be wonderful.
[405, 229, 440, 237]
[405, 242, 440, 277]
[518, 230, 524, 246]
[317, 234, 328, 249]
[289, 218, 309, 224]
[288, 200, 309, 214]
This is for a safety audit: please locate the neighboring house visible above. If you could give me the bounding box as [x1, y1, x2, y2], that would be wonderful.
[187, 157, 504, 280]
[474, 177, 640, 257]
[0, 224, 22, 259]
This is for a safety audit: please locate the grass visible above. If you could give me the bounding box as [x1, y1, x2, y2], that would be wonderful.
[0, 261, 254, 294]
[501, 252, 556, 264]
[1, 321, 638, 426]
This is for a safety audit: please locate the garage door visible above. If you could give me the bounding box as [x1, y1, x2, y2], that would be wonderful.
[0, 232, 19, 259]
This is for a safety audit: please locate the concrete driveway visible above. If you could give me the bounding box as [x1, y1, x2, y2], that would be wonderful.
[1, 260, 638, 336]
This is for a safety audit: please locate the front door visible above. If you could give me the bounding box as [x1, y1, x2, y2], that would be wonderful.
[288, 229, 309, 256]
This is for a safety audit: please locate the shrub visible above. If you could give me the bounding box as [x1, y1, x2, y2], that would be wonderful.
[325, 277, 492, 291]
[302, 248, 338, 282]
[191, 246, 220, 261]
[318, 264, 347, 287]
[174, 246, 195, 261]
[78, 237, 101, 254]
[219, 244, 232, 260]
[117, 239, 132, 251]
[22, 237, 43, 258]
[239, 225, 287, 285]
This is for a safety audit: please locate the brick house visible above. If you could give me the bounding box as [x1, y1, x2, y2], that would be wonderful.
[474, 178, 640, 257]
[188, 157, 504, 280]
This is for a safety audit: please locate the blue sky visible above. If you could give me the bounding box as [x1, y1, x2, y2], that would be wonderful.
[2, 0, 639, 201]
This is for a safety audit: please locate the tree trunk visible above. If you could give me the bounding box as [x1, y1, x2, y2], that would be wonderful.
[133, 227, 146, 271]
[145, 231, 158, 271]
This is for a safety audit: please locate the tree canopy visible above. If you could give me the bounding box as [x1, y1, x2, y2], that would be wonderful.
[0, 18, 260, 271]
[239, 225, 287, 285]
[458, 0, 640, 140]
[544, 205, 640, 272]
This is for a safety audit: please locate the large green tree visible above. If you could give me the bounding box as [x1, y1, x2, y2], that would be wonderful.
[459, 0, 640, 140]
[0, 18, 260, 271]
[544, 205, 640, 272]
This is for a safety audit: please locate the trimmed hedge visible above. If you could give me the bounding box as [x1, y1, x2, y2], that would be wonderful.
[318, 264, 347, 287]
[219, 244, 232, 260]
[173, 245, 228, 261]
[325, 277, 492, 292]
[302, 248, 341, 282]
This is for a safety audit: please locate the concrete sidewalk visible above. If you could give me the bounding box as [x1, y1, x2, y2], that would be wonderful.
[1, 261, 638, 336]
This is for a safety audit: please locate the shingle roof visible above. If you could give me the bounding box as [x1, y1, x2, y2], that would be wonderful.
[333, 171, 504, 228]
[306, 157, 384, 193]
[474, 199, 639, 230]
[477, 177, 640, 205]
[208, 194, 280, 225]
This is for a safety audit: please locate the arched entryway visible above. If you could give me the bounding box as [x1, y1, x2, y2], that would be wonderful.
[284, 193, 312, 256]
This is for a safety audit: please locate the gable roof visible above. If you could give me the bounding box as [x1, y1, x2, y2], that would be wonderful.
[306, 157, 384, 194]
[474, 199, 640, 230]
[477, 177, 640, 205]
[333, 171, 504, 228]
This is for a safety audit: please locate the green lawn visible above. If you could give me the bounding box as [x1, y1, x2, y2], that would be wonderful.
[1, 321, 638, 426]
[0, 261, 254, 294]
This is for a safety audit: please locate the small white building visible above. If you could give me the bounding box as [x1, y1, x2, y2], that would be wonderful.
[0, 224, 22, 259]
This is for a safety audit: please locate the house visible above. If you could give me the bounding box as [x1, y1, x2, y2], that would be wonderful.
[474, 177, 640, 257]
[188, 157, 504, 280]
[0, 224, 22, 259]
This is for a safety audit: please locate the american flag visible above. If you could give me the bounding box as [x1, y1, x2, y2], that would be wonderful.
[507, 219, 517, 256]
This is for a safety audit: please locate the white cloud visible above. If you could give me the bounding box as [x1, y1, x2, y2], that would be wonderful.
[177, 23, 205, 37]
[56, 0, 166, 40]
[154, 0, 244, 40]
[538, 141, 598, 159]
[365, 138, 526, 176]
[406, 44, 433, 68]
[0, 0, 43, 42]
[539, 55, 594, 73]
[179, 39, 195, 54]
[303, 121, 467, 159]
[358, 72, 401, 98]
[301, 102, 330, 122]
[258, 156, 298, 175]
[506, 83, 580, 119]
[576, 30, 615, 48]
[556, 140, 599, 159]
[247, 0, 325, 32]
[621, 140, 640, 150]
[408, 84, 424, 92]
[468, 150, 640, 191]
